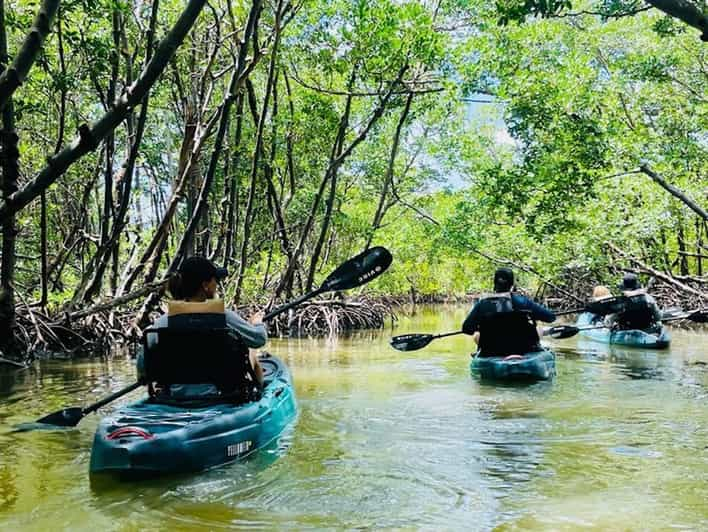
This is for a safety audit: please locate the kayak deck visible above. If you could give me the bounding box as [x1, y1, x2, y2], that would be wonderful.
[89, 354, 296, 479]
[470, 348, 556, 382]
[576, 313, 671, 349]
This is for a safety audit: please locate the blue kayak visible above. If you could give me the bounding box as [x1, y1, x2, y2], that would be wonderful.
[576, 313, 670, 349]
[470, 348, 556, 381]
[89, 354, 296, 478]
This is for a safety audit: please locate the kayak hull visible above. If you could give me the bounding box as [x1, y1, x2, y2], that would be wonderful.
[470, 348, 556, 382]
[89, 355, 296, 478]
[576, 313, 671, 349]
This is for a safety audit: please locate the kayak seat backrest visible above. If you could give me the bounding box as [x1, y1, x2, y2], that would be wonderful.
[142, 312, 259, 401]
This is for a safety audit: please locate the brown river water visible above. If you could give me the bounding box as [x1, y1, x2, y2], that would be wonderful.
[0, 305, 707, 530]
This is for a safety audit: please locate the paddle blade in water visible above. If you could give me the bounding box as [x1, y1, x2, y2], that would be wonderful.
[390, 334, 433, 351]
[546, 325, 580, 339]
[322, 246, 393, 292]
[35, 407, 84, 427]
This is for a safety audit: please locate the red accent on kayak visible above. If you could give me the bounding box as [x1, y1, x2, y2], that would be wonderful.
[106, 427, 154, 440]
[503, 355, 524, 360]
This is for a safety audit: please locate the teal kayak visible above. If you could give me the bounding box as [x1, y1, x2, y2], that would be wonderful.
[89, 354, 296, 478]
[470, 348, 556, 381]
[576, 313, 670, 349]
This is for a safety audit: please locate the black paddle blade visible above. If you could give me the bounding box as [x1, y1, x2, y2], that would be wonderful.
[585, 296, 627, 316]
[546, 325, 580, 339]
[687, 310, 708, 323]
[321, 246, 393, 291]
[35, 407, 84, 427]
[390, 333, 434, 351]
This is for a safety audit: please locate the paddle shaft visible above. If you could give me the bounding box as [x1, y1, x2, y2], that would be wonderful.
[433, 331, 464, 340]
[82, 381, 143, 416]
[553, 308, 585, 317]
[571, 310, 703, 331]
[263, 287, 326, 321]
[661, 310, 706, 323]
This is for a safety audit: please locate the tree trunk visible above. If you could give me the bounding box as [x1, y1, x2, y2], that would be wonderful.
[364, 91, 413, 250]
[676, 213, 689, 276]
[234, 0, 280, 304]
[305, 66, 408, 291]
[0, 0, 60, 111]
[222, 93, 244, 265]
[0, 0, 210, 225]
[134, 0, 264, 326]
[0, 0, 18, 353]
[696, 218, 703, 276]
[81, 0, 161, 302]
[640, 163, 708, 222]
[40, 14, 68, 308]
[643, 0, 708, 40]
[282, 69, 296, 208]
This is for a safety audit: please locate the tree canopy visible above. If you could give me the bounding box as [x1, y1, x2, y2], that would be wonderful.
[0, 0, 705, 352]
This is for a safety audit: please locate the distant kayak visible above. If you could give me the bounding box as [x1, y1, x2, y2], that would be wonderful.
[89, 354, 296, 479]
[576, 313, 670, 349]
[470, 348, 556, 382]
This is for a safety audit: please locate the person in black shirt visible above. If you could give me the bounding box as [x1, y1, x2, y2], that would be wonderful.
[462, 268, 556, 356]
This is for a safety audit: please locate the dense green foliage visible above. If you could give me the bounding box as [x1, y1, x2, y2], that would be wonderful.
[0, 0, 705, 321]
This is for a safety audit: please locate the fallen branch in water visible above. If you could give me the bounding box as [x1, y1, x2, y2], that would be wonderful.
[66, 279, 168, 321]
[606, 242, 708, 300]
[0, 355, 27, 368]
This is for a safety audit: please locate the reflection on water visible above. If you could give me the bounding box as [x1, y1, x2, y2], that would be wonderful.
[0, 305, 707, 530]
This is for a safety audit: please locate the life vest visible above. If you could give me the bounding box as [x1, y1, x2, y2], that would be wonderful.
[614, 291, 659, 331]
[474, 293, 541, 356]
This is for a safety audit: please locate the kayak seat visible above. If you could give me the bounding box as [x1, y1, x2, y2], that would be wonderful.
[142, 316, 261, 405]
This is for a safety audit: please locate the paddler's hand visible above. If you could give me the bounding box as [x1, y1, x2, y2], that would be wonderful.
[250, 310, 265, 325]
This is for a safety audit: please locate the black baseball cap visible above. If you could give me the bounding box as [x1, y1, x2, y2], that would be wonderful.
[179, 256, 228, 282]
[494, 267, 514, 292]
[619, 273, 641, 291]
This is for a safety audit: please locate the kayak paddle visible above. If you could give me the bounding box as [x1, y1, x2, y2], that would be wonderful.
[553, 296, 628, 317]
[264, 246, 393, 320]
[546, 308, 708, 339]
[662, 308, 708, 323]
[31, 246, 393, 428]
[545, 324, 608, 339]
[390, 331, 463, 351]
[32, 381, 144, 428]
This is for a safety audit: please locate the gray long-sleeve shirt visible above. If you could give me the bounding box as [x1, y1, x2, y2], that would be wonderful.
[150, 310, 267, 348]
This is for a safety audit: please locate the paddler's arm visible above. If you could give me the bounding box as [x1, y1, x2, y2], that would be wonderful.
[647, 295, 662, 323]
[225, 310, 268, 348]
[462, 304, 480, 335]
[511, 295, 556, 323]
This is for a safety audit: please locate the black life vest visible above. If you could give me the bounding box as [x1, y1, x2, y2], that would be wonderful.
[475, 293, 541, 356]
[615, 292, 658, 331]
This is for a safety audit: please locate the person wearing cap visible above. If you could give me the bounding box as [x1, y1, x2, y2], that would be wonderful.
[143, 256, 266, 391]
[462, 268, 556, 356]
[608, 273, 662, 331]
